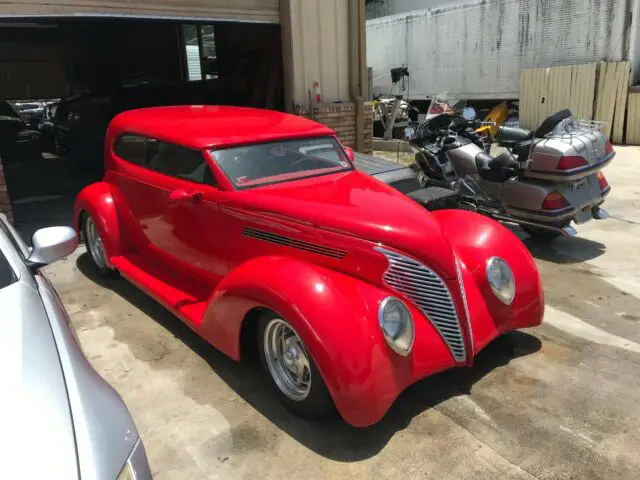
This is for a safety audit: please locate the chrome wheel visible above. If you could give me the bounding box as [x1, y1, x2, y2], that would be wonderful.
[263, 319, 311, 401]
[85, 216, 106, 269]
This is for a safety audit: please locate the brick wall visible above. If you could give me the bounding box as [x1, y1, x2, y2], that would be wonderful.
[294, 102, 373, 154]
[0, 156, 12, 224]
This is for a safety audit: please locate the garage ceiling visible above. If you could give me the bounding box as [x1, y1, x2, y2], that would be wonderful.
[0, 0, 279, 24]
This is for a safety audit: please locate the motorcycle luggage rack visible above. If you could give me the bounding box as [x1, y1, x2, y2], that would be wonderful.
[544, 118, 608, 140]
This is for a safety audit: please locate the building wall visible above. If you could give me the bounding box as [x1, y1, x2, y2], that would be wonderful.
[294, 103, 374, 154]
[286, 0, 351, 105]
[0, 0, 279, 23]
[368, 0, 635, 99]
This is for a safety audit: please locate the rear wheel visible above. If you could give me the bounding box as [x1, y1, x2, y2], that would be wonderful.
[257, 312, 333, 419]
[521, 224, 563, 242]
[83, 213, 117, 277]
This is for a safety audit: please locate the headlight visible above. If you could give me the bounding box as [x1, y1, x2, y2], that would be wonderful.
[378, 297, 414, 356]
[486, 257, 515, 305]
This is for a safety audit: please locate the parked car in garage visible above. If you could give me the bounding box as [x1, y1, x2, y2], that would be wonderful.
[0, 213, 152, 479]
[47, 94, 110, 162]
[13, 100, 45, 129]
[0, 100, 42, 164]
[75, 106, 544, 427]
[50, 81, 189, 169]
[37, 100, 60, 151]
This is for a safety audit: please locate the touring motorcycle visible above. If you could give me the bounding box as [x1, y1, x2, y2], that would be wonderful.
[403, 95, 614, 240]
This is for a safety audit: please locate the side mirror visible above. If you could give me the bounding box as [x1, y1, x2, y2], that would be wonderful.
[28, 227, 78, 268]
[343, 146, 355, 162]
[462, 106, 477, 121]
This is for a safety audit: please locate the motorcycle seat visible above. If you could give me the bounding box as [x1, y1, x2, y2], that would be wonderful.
[497, 125, 533, 143]
[512, 138, 534, 159]
[475, 151, 518, 182]
[535, 109, 572, 138]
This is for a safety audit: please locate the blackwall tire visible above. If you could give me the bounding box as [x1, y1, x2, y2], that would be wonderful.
[257, 311, 334, 419]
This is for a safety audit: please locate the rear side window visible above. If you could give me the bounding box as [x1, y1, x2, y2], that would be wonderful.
[146, 139, 213, 185]
[114, 134, 146, 166]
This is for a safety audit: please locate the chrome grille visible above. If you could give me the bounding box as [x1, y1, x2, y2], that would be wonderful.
[376, 247, 466, 362]
[243, 227, 347, 259]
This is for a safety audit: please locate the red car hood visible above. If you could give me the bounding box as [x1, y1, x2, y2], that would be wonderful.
[231, 171, 458, 279]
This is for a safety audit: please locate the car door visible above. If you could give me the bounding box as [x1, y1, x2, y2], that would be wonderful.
[116, 136, 227, 280]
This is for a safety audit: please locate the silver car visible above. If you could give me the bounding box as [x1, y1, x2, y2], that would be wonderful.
[0, 213, 152, 479]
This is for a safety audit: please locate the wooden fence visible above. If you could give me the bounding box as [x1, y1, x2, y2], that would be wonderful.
[520, 61, 632, 144]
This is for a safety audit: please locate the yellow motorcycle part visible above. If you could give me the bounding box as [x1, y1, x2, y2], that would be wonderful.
[476, 101, 509, 137]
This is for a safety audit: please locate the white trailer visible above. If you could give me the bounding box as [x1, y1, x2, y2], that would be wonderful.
[367, 0, 635, 102]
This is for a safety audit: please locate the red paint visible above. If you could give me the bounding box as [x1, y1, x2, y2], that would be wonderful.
[75, 106, 544, 427]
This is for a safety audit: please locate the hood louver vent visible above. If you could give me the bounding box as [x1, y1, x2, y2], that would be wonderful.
[243, 227, 347, 260]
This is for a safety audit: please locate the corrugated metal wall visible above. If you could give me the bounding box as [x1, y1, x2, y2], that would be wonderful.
[0, 0, 279, 23]
[288, 0, 350, 104]
[367, 0, 634, 99]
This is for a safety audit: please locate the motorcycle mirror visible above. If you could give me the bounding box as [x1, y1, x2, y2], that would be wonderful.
[462, 106, 477, 121]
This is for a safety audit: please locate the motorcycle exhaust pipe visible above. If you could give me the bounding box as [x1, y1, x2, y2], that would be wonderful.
[592, 207, 609, 220]
[492, 214, 577, 237]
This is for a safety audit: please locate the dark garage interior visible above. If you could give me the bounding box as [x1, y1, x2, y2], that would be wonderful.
[0, 18, 283, 238]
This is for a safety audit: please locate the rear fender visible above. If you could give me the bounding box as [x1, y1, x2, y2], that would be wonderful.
[433, 210, 544, 351]
[199, 255, 399, 426]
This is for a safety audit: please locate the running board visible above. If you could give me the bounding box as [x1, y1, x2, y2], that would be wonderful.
[111, 254, 208, 326]
[492, 214, 577, 237]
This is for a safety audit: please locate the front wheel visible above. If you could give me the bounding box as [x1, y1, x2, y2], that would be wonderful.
[83, 213, 117, 277]
[258, 312, 333, 419]
[521, 224, 563, 242]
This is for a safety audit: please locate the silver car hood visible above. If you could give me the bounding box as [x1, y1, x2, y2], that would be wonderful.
[2, 280, 79, 479]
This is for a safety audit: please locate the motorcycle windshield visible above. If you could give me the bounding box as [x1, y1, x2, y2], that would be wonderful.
[426, 94, 468, 120]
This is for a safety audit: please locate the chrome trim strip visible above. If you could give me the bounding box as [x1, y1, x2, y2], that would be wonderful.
[243, 227, 347, 259]
[456, 258, 474, 357]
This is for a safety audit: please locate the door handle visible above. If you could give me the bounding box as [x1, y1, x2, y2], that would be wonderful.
[168, 189, 203, 204]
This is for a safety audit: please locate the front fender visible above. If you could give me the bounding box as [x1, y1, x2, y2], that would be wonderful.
[433, 210, 544, 353]
[75, 182, 126, 266]
[199, 256, 454, 427]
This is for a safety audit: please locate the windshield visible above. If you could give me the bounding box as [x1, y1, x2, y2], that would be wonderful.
[426, 93, 467, 120]
[211, 137, 353, 189]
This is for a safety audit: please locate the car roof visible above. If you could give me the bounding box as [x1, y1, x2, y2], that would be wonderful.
[108, 105, 336, 150]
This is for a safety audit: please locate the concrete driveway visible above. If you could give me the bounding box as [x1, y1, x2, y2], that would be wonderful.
[45, 147, 640, 480]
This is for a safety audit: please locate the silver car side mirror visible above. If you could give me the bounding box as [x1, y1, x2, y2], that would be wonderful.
[28, 227, 78, 267]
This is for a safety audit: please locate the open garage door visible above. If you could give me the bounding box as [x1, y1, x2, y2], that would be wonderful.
[0, 0, 279, 24]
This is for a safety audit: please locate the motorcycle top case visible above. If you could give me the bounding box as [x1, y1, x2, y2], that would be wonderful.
[524, 116, 614, 183]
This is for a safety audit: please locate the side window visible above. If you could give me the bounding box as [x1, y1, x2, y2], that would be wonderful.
[146, 139, 214, 185]
[114, 134, 147, 166]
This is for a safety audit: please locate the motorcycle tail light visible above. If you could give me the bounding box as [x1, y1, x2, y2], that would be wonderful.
[604, 140, 614, 154]
[557, 155, 588, 170]
[429, 104, 444, 114]
[597, 171, 609, 191]
[542, 192, 570, 210]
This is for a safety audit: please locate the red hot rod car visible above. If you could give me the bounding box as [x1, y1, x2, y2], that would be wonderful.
[75, 106, 544, 427]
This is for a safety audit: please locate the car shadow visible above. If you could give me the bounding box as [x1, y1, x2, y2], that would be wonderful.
[508, 226, 606, 264]
[76, 252, 541, 462]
